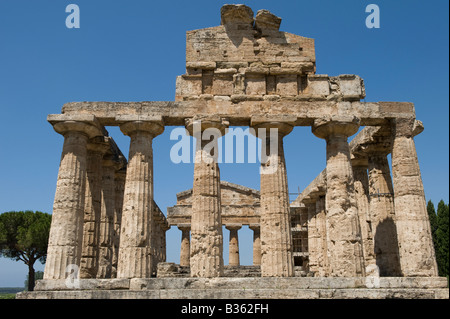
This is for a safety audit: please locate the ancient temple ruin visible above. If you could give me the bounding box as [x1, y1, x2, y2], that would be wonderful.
[18, 5, 448, 299]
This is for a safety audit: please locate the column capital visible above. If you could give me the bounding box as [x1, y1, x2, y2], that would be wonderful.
[391, 118, 424, 138]
[248, 224, 260, 232]
[177, 224, 191, 232]
[185, 116, 229, 136]
[312, 115, 360, 140]
[351, 155, 368, 168]
[225, 224, 242, 231]
[250, 115, 295, 138]
[48, 114, 104, 139]
[87, 136, 110, 154]
[117, 115, 164, 137]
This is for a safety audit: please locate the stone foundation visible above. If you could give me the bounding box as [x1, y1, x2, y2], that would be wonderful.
[17, 277, 449, 299]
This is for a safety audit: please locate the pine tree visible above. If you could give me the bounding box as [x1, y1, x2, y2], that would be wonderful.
[436, 200, 449, 277]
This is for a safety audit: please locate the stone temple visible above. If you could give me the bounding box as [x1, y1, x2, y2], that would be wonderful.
[18, 5, 449, 299]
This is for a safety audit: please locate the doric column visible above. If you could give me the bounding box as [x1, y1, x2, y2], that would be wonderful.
[390, 118, 438, 276]
[304, 198, 319, 275]
[111, 167, 126, 278]
[186, 116, 228, 278]
[117, 118, 164, 279]
[351, 156, 376, 268]
[226, 224, 242, 267]
[368, 152, 402, 276]
[79, 137, 109, 279]
[44, 116, 103, 280]
[178, 224, 191, 267]
[97, 153, 117, 278]
[312, 116, 365, 277]
[251, 120, 294, 277]
[249, 224, 261, 266]
[315, 195, 329, 277]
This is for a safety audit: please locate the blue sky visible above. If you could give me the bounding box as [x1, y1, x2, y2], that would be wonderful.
[0, 0, 448, 287]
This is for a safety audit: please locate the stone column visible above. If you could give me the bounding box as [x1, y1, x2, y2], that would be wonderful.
[252, 121, 294, 277]
[111, 167, 126, 278]
[351, 156, 376, 269]
[315, 195, 329, 277]
[117, 119, 164, 279]
[97, 154, 117, 278]
[304, 199, 319, 275]
[178, 224, 191, 267]
[79, 138, 109, 279]
[44, 118, 103, 280]
[249, 224, 261, 266]
[368, 152, 402, 276]
[312, 116, 365, 277]
[186, 116, 228, 278]
[390, 119, 438, 277]
[226, 224, 242, 267]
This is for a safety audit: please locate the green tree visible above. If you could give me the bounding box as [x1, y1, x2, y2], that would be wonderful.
[427, 200, 438, 251]
[436, 200, 449, 277]
[0, 211, 51, 291]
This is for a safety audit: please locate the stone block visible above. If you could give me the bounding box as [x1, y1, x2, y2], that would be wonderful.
[245, 75, 266, 95]
[276, 75, 298, 96]
[307, 75, 330, 96]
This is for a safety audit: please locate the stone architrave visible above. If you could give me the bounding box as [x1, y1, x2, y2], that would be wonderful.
[117, 118, 164, 279]
[186, 117, 228, 278]
[312, 116, 365, 277]
[251, 120, 294, 277]
[44, 117, 103, 280]
[225, 224, 242, 267]
[390, 118, 438, 277]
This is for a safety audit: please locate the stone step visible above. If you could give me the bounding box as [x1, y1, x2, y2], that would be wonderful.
[17, 287, 450, 299]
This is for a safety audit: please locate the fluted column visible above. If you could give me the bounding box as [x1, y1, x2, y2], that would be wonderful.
[178, 224, 191, 267]
[252, 121, 294, 277]
[186, 117, 228, 278]
[44, 119, 103, 280]
[368, 152, 402, 276]
[226, 224, 242, 266]
[312, 116, 365, 277]
[315, 196, 329, 277]
[351, 157, 376, 269]
[97, 155, 117, 278]
[390, 119, 438, 276]
[79, 138, 109, 278]
[304, 199, 319, 275]
[117, 119, 164, 279]
[249, 224, 261, 266]
[111, 167, 126, 278]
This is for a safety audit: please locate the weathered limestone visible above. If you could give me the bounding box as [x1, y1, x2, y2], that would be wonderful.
[186, 116, 228, 277]
[312, 116, 365, 277]
[351, 156, 376, 268]
[251, 120, 294, 277]
[178, 224, 191, 267]
[79, 138, 109, 279]
[117, 118, 164, 279]
[34, 4, 444, 301]
[249, 224, 261, 266]
[368, 152, 401, 276]
[226, 224, 242, 266]
[44, 117, 103, 280]
[97, 154, 117, 278]
[111, 168, 126, 278]
[390, 118, 438, 277]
